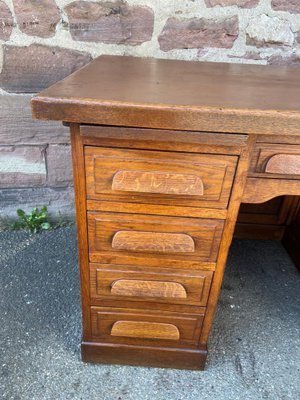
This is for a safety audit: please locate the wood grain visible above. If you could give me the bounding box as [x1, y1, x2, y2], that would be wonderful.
[111, 231, 195, 253]
[111, 321, 180, 341]
[89, 263, 213, 306]
[250, 143, 300, 178]
[243, 178, 300, 204]
[256, 135, 300, 145]
[86, 199, 228, 219]
[70, 124, 92, 340]
[87, 212, 224, 265]
[32, 56, 300, 135]
[265, 154, 300, 175]
[85, 146, 237, 209]
[112, 170, 204, 196]
[81, 342, 207, 370]
[110, 280, 187, 299]
[80, 125, 248, 155]
[91, 306, 204, 347]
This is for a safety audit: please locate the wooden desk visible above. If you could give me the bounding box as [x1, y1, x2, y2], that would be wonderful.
[32, 56, 300, 370]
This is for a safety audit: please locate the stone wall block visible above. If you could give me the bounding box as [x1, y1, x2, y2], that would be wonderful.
[0, 1, 14, 41]
[0, 44, 92, 93]
[272, 0, 300, 14]
[268, 53, 300, 66]
[0, 95, 70, 145]
[65, 1, 154, 45]
[0, 146, 46, 188]
[158, 16, 239, 52]
[13, 0, 61, 38]
[246, 14, 294, 47]
[46, 145, 73, 187]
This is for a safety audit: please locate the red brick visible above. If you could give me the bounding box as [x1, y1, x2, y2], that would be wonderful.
[271, 0, 300, 13]
[46, 145, 73, 187]
[158, 16, 239, 52]
[0, 1, 13, 41]
[0, 44, 92, 93]
[205, 0, 259, 7]
[65, 0, 154, 45]
[0, 146, 46, 188]
[13, 0, 60, 37]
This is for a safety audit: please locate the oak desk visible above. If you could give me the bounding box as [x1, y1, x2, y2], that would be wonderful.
[32, 56, 300, 370]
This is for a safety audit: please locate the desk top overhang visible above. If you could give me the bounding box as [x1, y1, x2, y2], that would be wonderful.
[32, 55, 300, 136]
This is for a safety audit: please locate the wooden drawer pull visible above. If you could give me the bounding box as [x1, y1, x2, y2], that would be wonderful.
[265, 154, 300, 175]
[111, 231, 195, 253]
[111, 321, 180, 340]
[112, 170, 204, 196]
[111, 279, 187, 298]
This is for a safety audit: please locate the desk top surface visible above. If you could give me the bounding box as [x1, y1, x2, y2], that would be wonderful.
[32, 55, 300, 135]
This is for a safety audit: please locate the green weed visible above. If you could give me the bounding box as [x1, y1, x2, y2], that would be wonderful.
[12, 206, 51, 233]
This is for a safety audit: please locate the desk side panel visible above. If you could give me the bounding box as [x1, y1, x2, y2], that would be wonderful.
[70, 123, 92, 340]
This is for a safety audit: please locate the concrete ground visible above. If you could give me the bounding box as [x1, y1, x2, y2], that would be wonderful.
[0, 226, 299, 400]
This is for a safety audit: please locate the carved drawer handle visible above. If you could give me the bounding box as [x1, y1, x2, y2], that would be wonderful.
[265, 154, 300, 175]
[112, 170, 204, 196]
[111, 321, 180, 340]
[111, 279, 187, 298]
[111, 231, 195, 253]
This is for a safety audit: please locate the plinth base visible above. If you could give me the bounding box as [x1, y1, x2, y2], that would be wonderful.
[81, 341, 207, 370]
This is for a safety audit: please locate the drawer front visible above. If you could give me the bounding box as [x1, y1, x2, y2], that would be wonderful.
[85, 147, 238, 209]
[250, 143, 300, 177]
[90, 264, 213, 307]
[88, 212, 224, 266]
[91, 307, 204, 346]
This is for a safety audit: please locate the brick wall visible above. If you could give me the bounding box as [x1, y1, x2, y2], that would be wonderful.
[1, 0, 300, 219]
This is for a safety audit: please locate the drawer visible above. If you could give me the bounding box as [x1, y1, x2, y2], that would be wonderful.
[91, 306, 204, 346]
[85, 146, 238, 209]
[250, 143, 300, 177]
[90, 264, 213, 307]
[88, 212, 224, 267]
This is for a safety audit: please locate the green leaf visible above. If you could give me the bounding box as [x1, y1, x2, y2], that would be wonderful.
[13, 205, 50, 233]
[17, 209, 25, 218]
[41, 222, 50, 230]
[36, 213, 46, 220]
